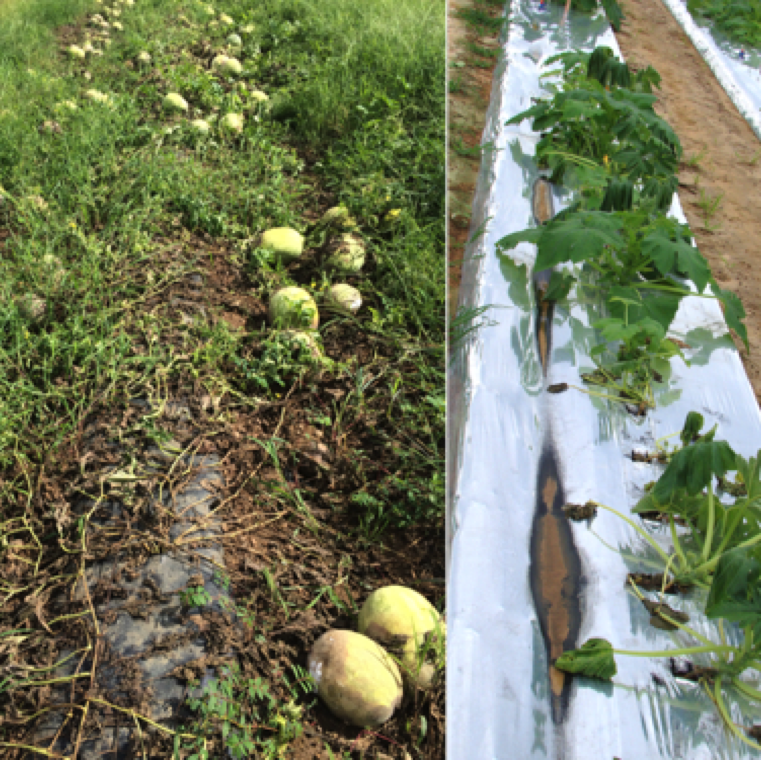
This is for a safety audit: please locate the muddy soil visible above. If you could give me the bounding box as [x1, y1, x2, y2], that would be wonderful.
[447, 0, 504, 317]
[614, 0, 761, 405]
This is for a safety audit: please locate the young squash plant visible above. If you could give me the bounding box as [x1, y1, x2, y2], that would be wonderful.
[513, 48, 679, 211]
[497, 204, 747, 410]
[499, 46, 749, 412]
[586, 413, 761, 590]
[555, 412, 761, 748]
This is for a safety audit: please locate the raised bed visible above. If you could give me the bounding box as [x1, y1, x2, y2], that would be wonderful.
[661, 0, 761, 141]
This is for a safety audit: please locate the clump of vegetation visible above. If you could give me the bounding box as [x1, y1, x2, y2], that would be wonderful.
[555, 411, 761, 750]
[688, 0, 761, 50]
[499, 46, 746, 414]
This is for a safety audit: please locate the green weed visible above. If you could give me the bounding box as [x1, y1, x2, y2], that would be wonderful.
[697, 188, 724, 231]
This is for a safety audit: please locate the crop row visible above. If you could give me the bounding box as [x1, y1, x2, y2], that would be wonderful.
[500, 36, 761, 747]
[499, 44, 747, 414]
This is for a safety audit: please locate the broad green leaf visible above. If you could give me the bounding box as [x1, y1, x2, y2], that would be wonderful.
[712, 282, 749, 352]
[495, 227, 543, 256]
[534, 211, 623, 271]
[675, 240, 711, 293]
[562, 99, 600, 120]
[641, 231, 710, 292]
[554, 638, 617, 680]
[653, 438, 737, 501]
[606, 286, 682, 334]
[706, 549, 761, 632]
[642, 230, 677, 278]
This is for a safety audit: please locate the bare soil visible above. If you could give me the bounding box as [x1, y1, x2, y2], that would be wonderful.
[614, 0, 761, 404]
[447, 0, 504, 316]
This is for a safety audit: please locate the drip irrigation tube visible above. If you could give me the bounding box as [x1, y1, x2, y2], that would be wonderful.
[448, 1, 761, 757]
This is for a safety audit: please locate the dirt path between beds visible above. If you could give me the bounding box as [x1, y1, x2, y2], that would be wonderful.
[614, 0, 761, 405]
[447, 0, 504, 318]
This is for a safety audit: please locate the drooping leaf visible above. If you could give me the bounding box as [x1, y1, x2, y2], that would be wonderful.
[711, 282, 749, 352]
[600, 0, 625, 31]
[600, 179, 633, 212]
[680, 411, 705, 447]
[495, 227, 543, 256]
[554, 638, 617, 680]
[653, 438, 737, 501]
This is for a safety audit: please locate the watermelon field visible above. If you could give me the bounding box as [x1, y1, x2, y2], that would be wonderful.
[0, 0, 445, 757]
[449, 0, 761, 757]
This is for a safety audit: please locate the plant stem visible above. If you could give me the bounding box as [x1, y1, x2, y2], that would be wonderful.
[713, 677, 761, 751]
[692, 530, 761, 577]
[703, 481, 715, 563]
[593, 502, 671, 564]
[614, 644, 736, 658]
[669, 517, 687, 570]
[732, 676, 761, 703]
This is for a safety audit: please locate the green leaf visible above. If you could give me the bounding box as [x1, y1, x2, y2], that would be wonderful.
[680, 411, 705, 447]
[606, 286, 682, 334]
[601, 0, 625, 31]
[706, 549, 761, 632]
[534, 211, 623, 271]
[495, 227, 543, 256]
[562, 99, 600, 120]
[545, 270, 575, 301]
[711, 282, 749, 352]
[653, 439, 737, 501]
[640, 231, 709, 292]
[737, 453, 761, 501]
[600, 179, 633, 212]
[675, 240, 711, 293]
[642, 230, 676, 278]
[554, 638, 617, 680]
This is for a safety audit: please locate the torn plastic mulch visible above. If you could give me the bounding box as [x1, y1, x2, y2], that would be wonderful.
[660, 0, 761, 142]
[447, 0, 761, 758]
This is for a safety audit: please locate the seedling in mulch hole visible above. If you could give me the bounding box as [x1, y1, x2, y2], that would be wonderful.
[180, 585, 212, 608]
[632, 409, 708, 464]
[555, 562, 761, 751]
[590, 412, 761, 591]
